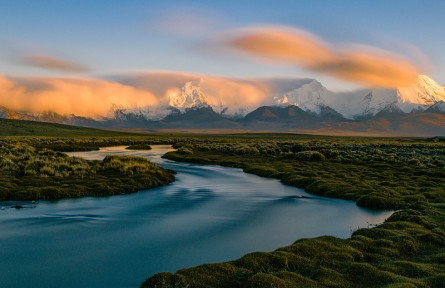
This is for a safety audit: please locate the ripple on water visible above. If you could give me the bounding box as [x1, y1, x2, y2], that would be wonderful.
[0, 145, 393, 288]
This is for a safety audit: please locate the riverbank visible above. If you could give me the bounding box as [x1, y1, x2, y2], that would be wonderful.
[0, 140, 175, 201]
[0, 145, 392, 288]
[143, 136, 445, 288]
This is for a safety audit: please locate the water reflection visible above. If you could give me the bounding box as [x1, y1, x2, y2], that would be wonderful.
[0, 145, 392, 288]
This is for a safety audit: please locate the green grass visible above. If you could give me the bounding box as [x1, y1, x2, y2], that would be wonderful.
[0, 140, 175, 201]
[0, 118, 141, 137]
[142, 135, 445, 288]
[1, 120, 444, 287]
[0, 119, 180, 200]
[126, 144, 152, 150]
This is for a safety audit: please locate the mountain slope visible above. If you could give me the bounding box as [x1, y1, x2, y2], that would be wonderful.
[424, 100, 445, 114]
[272, 75, 445, 119]
[161, 106, 240, 129]
[397, 75, 445, 105]
[168, 80, 209, 111]
[1, 75, 444, 136]
[374, 103, 406, 118]
[242, 105, 314, 123]
[273, 79, 334, 113]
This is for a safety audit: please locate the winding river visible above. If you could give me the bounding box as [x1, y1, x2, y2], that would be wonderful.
[0, 145, 392, 288]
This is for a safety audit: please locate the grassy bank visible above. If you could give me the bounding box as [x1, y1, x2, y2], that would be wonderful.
[143, 135, 445, 288]
[0, 120, 180, 201]
[0, 139, 175, 201]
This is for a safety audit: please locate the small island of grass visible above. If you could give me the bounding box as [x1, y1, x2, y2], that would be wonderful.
[126, 144, 152, 150]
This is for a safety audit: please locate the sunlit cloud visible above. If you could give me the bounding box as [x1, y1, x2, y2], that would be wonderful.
[115, 71, 270, 114]
[0, 72, 271, 118]
[198, 77, 269, 109]
[225, 26, 423, 88]
[115, 71, 200, 97]
[371, 35, 434, 74]
[0, 75, 157, 118]
[22, 54, 90, 73]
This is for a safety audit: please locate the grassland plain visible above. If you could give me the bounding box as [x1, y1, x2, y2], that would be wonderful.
[0, 118, 136, 137]
[142, 135, 445, 288]
[2, 119, 445, 287]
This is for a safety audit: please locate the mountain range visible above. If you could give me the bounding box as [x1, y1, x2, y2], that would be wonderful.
[1, 75, 445, 136]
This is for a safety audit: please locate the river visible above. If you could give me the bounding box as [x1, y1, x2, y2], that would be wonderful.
[0, 145, 392, 288]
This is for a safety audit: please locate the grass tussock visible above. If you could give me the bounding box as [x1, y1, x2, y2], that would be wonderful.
[0, 140, 174, 201]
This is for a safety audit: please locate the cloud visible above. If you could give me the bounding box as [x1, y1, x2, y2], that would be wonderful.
[198, 77, 269, 110]
[226, 26, 423, 88]
[23, 54, 90, 73]
[0, 75, 157, 118]
[0, 72, 271, 118]
[115, 71, 270, 114]
[150, 7, 224, 37]
[115, 71, 200, 97]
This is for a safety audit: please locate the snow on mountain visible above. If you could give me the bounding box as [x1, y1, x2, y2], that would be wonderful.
[337, 89, 398, 119]
[397, 75, 445, 105]
[113, 105, 178, 121]
[354, 75, 445, 116]
[107, 74, 445, 121]
[374, 102, 405, 118]
[272, 79, 397, 119]
[168, 80, 209, 111]
[272, 75, 445, 119]
[3, 73, 444, 123]
[162, 75, 445, 120]
[165, 77, 269, 118]
[112, 79, 211, 121]
[273, 80, 334, 113]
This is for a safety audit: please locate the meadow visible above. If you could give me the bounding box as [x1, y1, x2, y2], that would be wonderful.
[0, 119, 175, 200]
[1, 119, 444, 287]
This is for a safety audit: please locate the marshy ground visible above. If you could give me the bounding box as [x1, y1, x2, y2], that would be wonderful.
[1, 119, 444, 287]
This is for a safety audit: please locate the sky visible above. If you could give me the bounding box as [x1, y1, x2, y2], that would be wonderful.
[0, 0, 444, 117]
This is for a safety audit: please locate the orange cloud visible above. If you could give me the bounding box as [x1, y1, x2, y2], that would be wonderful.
[227, 27, 422, 88]
[199, 77, 269, 108]
[0, 75, 157, 118]
[0, 72, 271, 118]
[116, 71, 200, 97]
[23, 54, 89, 73]
[118, 72, 270, 114]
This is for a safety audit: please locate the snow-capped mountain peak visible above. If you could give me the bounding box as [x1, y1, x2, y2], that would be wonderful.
[273, 79, 334, 113]
[168, 80, 209, 112]
[271, 75, 445, 119]
[397, 74, 445, 105]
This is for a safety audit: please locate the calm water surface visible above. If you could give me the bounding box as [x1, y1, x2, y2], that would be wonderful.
[0, 145, 392, 288]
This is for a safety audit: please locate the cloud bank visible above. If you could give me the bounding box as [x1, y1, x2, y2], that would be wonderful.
[0, 75, 157, 118]
[0, 72, 270, 118]
[23, 54, 89, 73]
[119, 72, 270, 113]
[227, 27, 422, 88]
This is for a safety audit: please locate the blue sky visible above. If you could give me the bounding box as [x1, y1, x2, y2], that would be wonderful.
[1, 0, 444, 90]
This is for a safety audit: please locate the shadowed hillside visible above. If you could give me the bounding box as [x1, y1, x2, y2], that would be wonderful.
[0, 118, 145, 137]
